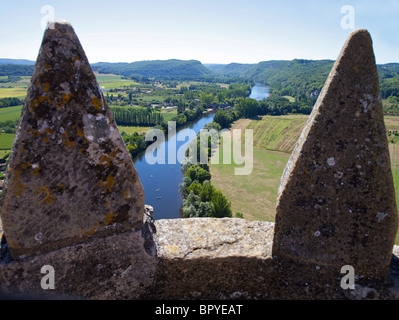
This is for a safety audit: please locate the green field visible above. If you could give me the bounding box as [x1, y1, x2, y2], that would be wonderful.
[247, 114, 308, 152]
[161, 108, 178, 122]
[0, 105, 22, 122]
[210, 142, 290, 221]
[118, 126, 153, 135]
[389, 143, 399, 244]
[96, 74, 140, 89]
[0, 133, 15, 150]
[0, 74, 139, 99]
[0, 87, 27, 99]
[209, 116, 304, 221]
[0, 76, 30, 98]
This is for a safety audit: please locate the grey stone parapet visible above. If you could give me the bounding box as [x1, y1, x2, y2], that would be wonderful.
[1, 209, 399, 299]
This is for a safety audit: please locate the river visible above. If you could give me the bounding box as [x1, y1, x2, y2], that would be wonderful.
[134, 112, 215, 220]
[249, 83, 270, 101]
[133, 84, 268, 220]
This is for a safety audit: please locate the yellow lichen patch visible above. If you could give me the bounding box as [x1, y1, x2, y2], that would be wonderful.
[7, 239, 21, 249]
[75, 211, 117, 237]
[10, 169, 25, 196]
[104, 212, 117, 225]
[99, 175, 116, 193]
[123, 190, 129, 199]
[76, 222, 101, 237]
[108, 147, 120, 159]
[38, 96, 48, 103]
[28, 129, 40, 137]
[43, 137, 49, 143]
[20, 163, 32, 171]
[99, 154, 112, 167]
[31, 166, 42, 176]
[31, 96, 50, 109]
[86, 226, 98, 236]
[62, 93, 72, 105]
[91, 96, 103, 111]
[43, 82, 50, 92]
[44, 63, 51, 70]
[12, 180, 25, 196]
[54, 183, 66, 193]
[62, 131, 75, 148]
[34, 186, 55, 204]
[73, 55, 79, 63]
[76, 128, 85, 137]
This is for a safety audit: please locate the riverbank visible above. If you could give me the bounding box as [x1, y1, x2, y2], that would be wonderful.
[133, 112, 216, 220]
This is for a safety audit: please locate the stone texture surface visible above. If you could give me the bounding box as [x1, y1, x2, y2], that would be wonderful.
[151, 218, 399, 300]
[1, 213, 399, 299]
[272, 29, 398, 279]
[155, 217, 274, 260]
[152, 218, 277, 300]
[0, 21, 144, 259]
[0, 227, 157, 300]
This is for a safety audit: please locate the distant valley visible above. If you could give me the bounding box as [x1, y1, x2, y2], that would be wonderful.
[1, 57, 398, 101]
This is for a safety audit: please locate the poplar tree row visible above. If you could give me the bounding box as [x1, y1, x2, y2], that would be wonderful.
[110, 107, 164, 126]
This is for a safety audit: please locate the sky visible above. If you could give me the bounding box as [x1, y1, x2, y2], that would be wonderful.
[0, 0, 398, 65]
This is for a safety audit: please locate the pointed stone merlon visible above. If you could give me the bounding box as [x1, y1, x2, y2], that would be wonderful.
[272, 29, 398, 279]
[0, 21, 144, 259]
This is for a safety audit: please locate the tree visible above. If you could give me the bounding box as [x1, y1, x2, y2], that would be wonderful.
[200, 92, 213, 106]
[210, 190, 232, 218]
[184, 164, 211, 183]
[216, 92, 225, 103]
[181, 191, 212, 218]
[213, 110, 231, 128]
[179, 176, 192, 198]
[235, 98, 259, 118]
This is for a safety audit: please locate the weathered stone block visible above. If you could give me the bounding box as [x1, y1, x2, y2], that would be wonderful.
[272, 29, 398, 279]
[0, 20, 144, 259]
[0, 227, 157, 300]
[151, 218, 399, 299]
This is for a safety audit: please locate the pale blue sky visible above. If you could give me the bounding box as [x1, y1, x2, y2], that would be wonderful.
[0, 0, 398, 64]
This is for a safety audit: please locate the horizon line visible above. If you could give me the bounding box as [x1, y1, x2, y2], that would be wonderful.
[1, 57, 398, 65]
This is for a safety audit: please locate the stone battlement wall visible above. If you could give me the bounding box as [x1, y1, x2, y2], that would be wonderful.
[0, 21, 399, 300]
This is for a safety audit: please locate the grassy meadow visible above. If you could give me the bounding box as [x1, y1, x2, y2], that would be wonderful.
[96, 74, 140, 89]
[209, 116, 307, 222]
[0, 105, 22, 122]
[0, 133, 15, 150]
